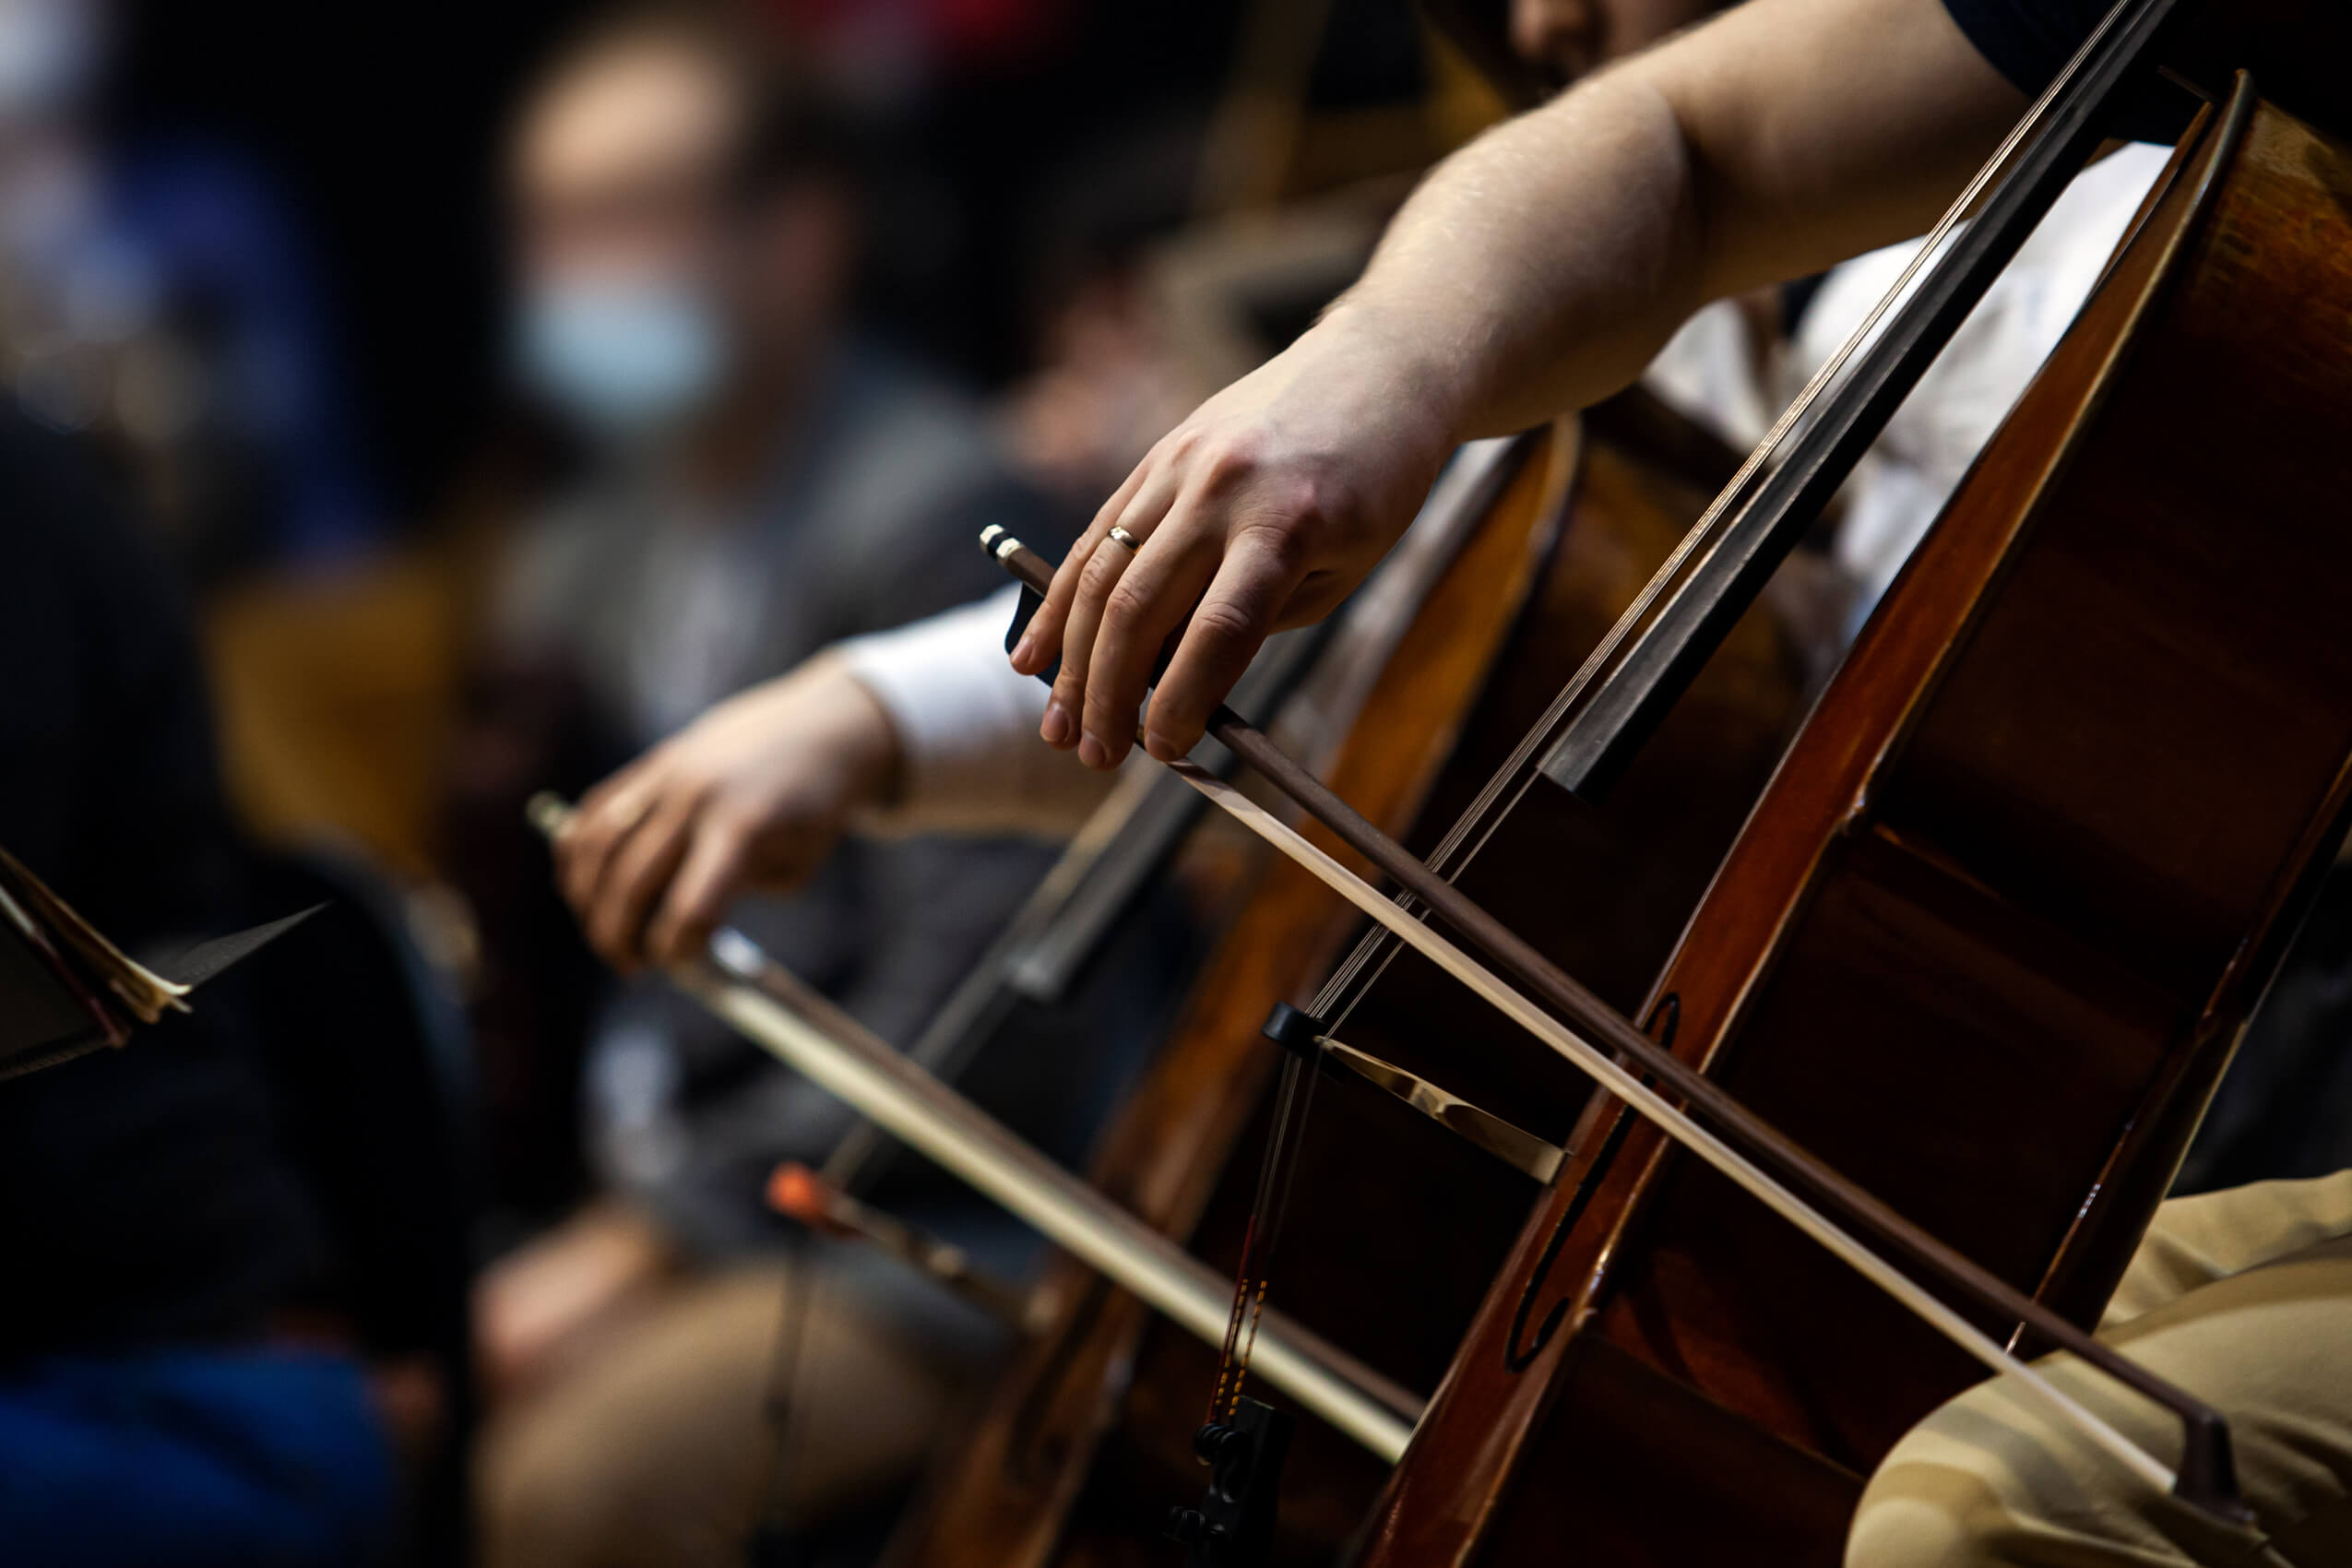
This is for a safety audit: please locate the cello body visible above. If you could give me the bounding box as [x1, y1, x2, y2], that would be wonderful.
[890, 410, 1808, 1564]
[1362, 82, 2352, 1566]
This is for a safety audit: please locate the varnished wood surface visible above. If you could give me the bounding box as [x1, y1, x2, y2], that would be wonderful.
[886, 424, 1570, 1568]
[895, 383, 1811, 1565]
[1362, 86, 2352, 1568]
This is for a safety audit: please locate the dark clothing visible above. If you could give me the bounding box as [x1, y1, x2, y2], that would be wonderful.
[1937, 0, 2263, 146]
[499, 345, 1055, 747]
[0, 1347, 391, 1564]
[0, 408, 321, 1358]
[496, 345, 1089, 1256]
[1939, 0, 2114, 100]
[2180, 867, 2352, 1194]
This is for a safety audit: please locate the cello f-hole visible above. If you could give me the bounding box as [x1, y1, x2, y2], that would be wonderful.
[1503, 996, 1678, 1372]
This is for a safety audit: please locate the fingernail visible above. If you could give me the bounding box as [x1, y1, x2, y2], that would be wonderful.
[1077, 733, 1107, 769]
[1040, 697, 1074, 746]
[1009, 632, 1036, 671]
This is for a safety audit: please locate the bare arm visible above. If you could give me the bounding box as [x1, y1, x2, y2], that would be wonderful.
[553, 650, 905, 970]
[1014, 0, 2026, 770]
[552, 602, 1118, 969]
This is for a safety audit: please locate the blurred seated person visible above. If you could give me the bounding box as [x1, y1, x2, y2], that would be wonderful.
[0, 0, 387, 580]
[0, 400, 396, 1565]
[467, 9, 1125, 1565]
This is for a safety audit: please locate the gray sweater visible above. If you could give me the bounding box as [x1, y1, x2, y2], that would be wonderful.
[497, 345, 1090, 1256]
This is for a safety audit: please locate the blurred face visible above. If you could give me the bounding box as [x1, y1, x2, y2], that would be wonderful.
[1508, 0, 1723, 83]
[508, 37, 846, 439]
[0, 0, 102, 124]
[514, 42, 739, 299]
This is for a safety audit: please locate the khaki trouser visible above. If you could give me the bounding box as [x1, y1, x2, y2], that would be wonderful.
[476, 1254, 998, 1568]
[1849, 1172, 2352, 1567]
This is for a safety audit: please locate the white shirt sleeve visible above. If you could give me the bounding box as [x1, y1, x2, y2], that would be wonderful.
[836, 586, 1123, 837]
[1793, 143, 2170, 619]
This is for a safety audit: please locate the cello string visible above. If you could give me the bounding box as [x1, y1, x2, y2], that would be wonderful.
[1432, 0, 2105, 854]
[680, 939, 1422, 1456]
[1189, 450, 1538, 1429]
[1166, 757, 2184, 1499]
[1209, 1053, 1308, 1424]
[1306, 2, 2121, 1034]
[528, 793, 1422, 1460]
[663, 932, 1434, 1467]
[1224, 1055, 1322, 1420]
[988, 513, 2236, 1510]
[749, 1230, 818, 1558]
[821, 759, 1164, 1188]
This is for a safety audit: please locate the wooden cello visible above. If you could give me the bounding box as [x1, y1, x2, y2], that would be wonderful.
[1333, 35, 2352, 1568]
[917, 8, 2352, 1566]
[885, 398, 1809, 1565]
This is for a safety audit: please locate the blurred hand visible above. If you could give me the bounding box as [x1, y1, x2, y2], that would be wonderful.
[553, 651, 901, 971]
[475, 1201, 679, 1407]
[1009, 306, 1455, 771]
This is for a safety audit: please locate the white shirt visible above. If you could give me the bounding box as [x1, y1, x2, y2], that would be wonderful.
[840, 146, 2174, 838]
[839, 587, 1116, 837]
[1647, 144, 2169, 624]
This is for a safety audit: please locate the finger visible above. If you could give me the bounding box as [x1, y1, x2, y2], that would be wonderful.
[1046, 537, 1134, 756]
[643, 815, 764, 968]
[1048, 470, 1182, 759]
[556, 766, 657, 926]
[1143, 533, 1299, 762]
[1013, 456, 1157, 677]
[1080, 509, 1224, 769]
[586, 793, 697, 970]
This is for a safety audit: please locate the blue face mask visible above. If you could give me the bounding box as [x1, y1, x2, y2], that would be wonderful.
[515, 277, 727, 442]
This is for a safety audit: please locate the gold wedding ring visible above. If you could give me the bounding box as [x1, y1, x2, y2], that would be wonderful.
[1107, 525, 1142, 553]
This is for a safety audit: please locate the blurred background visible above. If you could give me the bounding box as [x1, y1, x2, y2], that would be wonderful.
[23, 0, 1491, 859]
[0, 0, 1518, 1219]
[0, 2, 1526, 1563]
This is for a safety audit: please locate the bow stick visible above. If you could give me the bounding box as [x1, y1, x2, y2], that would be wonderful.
[985, 529, 2249, 1522]
[529, 792, 1421, 1462]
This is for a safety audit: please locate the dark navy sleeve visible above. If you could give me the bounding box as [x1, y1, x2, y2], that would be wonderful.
[1940, 0, 2113, 99]
[1940, 0, 2200, 143]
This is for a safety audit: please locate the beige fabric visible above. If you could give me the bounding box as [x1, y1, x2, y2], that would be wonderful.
[476, 1262, 980, 1568]
[1848, 1173, 2352, 1568]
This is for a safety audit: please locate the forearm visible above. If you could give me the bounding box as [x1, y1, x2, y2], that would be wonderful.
[1014, 0, 2029, 775]
[1336, 66, 1707, 442]
[1327, 0, 2025, 445]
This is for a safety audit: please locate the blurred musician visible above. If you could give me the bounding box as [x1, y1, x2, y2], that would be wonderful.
[468, 10, 1101, 1567]
[0, 401, 395, 1565]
